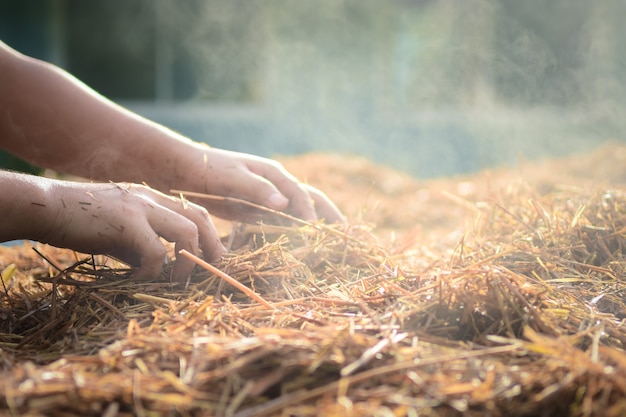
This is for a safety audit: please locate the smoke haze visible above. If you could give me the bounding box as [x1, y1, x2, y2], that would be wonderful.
[56, 0, 626, 177]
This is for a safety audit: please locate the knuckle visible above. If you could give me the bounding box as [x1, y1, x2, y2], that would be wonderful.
[179, 218, 200, 237]
[186, 203, 211, 221]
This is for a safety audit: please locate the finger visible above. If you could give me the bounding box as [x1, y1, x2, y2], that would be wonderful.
[301, 184, 346, 224]
[131, 221, 170, 280]
[144, 194, 225, 282]
[223, 166, 291, 212]
[144, 206, 200, 283]
[148, 193, 226, 262]
[177, 203, 225, 263]
[196, 213, 227, 263]
[247, 160, 318, 221]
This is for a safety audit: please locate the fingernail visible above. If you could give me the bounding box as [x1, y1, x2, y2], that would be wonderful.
[266, 193, 288, 209]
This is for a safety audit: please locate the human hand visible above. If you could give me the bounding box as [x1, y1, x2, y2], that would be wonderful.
[36, 181, 225, 283]
[0, 41, 343, 227]
[183, 147, 345, 224]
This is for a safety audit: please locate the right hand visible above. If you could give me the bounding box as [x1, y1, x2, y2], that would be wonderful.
[182, 147, 345, 224]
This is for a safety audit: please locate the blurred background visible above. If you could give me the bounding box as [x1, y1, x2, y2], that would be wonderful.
[1, 0, 625, 178]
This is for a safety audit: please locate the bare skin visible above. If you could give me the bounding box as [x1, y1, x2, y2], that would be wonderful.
[0, 40, 344, 283]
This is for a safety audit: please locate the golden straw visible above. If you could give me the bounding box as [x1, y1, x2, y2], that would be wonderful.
[178, 249, 276, 310]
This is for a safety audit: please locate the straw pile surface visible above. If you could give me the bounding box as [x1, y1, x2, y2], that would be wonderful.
[1, 142, 626, 417]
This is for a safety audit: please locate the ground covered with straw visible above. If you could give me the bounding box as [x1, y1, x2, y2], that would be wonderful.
[1, 142, 626, 416]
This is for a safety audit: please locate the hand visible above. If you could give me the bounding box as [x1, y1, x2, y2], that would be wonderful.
[37, 181, 225, 283]
[0, 41, 344, 227]
[186, 147, 345, 224]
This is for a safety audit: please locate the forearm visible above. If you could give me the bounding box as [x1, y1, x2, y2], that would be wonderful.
[0, 41, 344, 223]
[0, 171, 57, 242]
[0, 40, 200, 192]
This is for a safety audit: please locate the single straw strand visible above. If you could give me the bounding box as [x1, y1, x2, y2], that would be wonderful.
[178, 249, 276, 310]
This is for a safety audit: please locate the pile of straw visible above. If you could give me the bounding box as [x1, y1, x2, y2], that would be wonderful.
[1, 146, 626, 416]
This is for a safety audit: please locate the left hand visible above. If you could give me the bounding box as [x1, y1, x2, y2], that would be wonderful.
[35, 181, 225, 283]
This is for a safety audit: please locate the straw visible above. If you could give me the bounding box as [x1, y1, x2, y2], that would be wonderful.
[1, 147, 626, 416]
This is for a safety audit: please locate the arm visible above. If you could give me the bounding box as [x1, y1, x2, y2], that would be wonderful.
[0, 40, 343, 223]
[0, 170, 224, 283]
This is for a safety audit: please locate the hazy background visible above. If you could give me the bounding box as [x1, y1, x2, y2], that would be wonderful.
[2, 0, 625, 178]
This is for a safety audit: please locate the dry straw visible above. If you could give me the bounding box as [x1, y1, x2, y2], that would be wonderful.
[1, 179, 625, 416]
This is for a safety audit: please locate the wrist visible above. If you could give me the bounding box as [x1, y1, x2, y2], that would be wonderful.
[161, 141, 213, 194]
[0, 172, 56, 242]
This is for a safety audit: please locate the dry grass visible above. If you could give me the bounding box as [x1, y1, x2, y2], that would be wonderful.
[1, 144, 626, 416]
